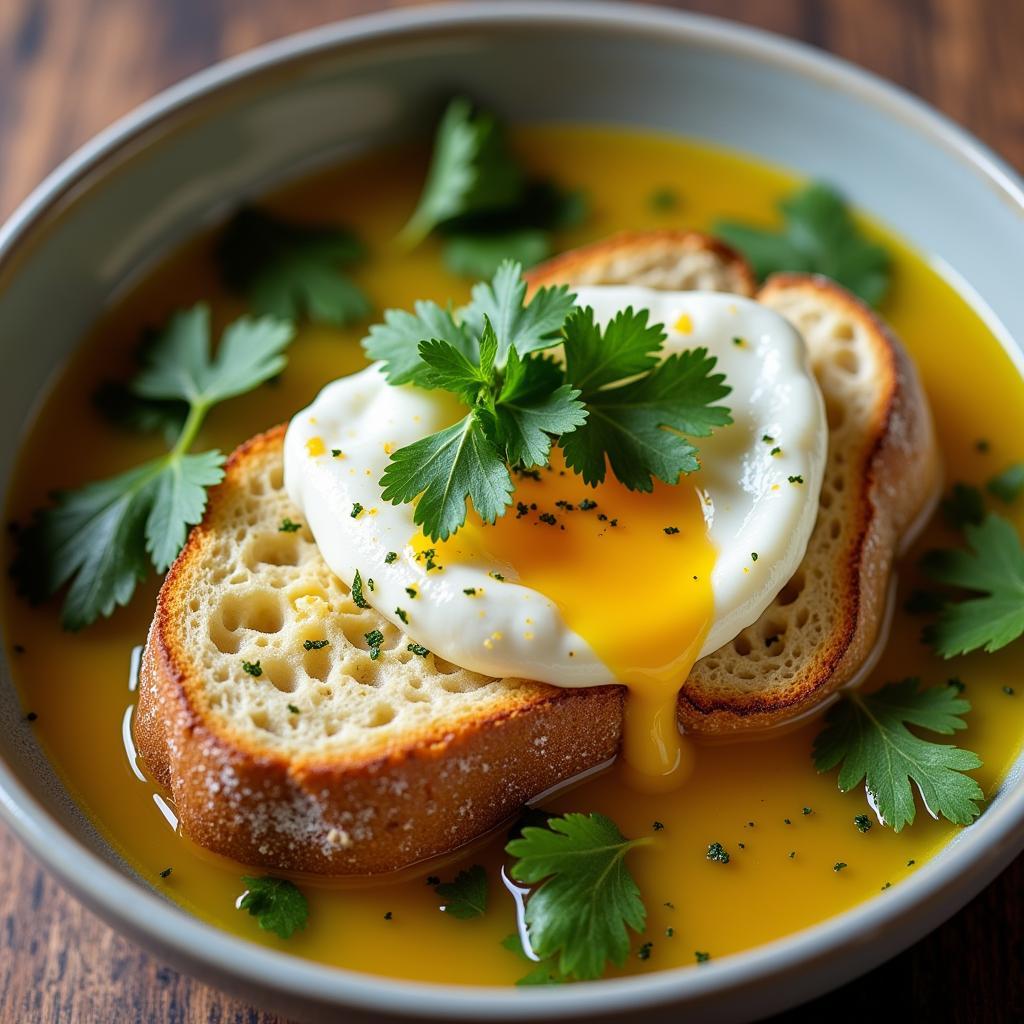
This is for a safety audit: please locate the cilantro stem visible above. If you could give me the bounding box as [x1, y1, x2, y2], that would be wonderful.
[170, 400, 210, 458]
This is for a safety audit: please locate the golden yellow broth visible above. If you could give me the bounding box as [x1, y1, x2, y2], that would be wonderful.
[3, 126, 1024, 984]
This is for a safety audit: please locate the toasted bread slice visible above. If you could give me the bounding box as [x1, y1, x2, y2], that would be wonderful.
[138, 233, 937, 873]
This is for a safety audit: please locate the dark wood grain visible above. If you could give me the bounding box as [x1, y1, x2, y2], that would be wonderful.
[1, 1, 1022, 1021]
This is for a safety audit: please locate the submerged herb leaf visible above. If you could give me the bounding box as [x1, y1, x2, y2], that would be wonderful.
[218, 207, 369, 326]
[13, 306, 294, 629]
[715, 183, 890, 306]
[922, 513, 1024, 657]
[434, 864, 488, 919]
[812, 677, 984, 831]
[238, 876, 309, 939]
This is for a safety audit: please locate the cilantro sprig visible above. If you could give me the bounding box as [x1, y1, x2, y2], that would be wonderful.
[505, 812, 651, 981]
[397, 98, 586, 276]
[922, 513, 1024, 658]
[433, 864, 488, 919]
[14, 305, 294, 629]
[715, 183, 890, 306]
[238, 875, 309, 939]
[218, 207, 370, 326]
[366, 261, 731, 542]
[813, 678, 984, 831]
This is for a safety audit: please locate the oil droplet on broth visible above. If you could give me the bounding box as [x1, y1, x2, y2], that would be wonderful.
[429, 451, 716, 789]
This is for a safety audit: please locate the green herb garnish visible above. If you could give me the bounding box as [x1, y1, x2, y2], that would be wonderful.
[217, 207, 369, 326]
[922, 513, 1024, 657]
[364, 629, 384, 660]
[350, 569, 371, 609]
[370, 262, 731, 541]
[241, 659, 262, 677]
[500, 934, 567, 986]
[715, 182, 890, 306]
[941, 483, 985, 529]
[238, 875, 309, 939]
[384, 551, 398, 564]
[302, 639, 329, 651]
[506, 812, 650, 981]
[395, 607, 409, 625]
[706, 842, 730, 864]
[853, 814, 872, 833]
[813, 677, 983, 831]
[988, 463, 1024, 503]
[398, 98, 585, 276]
[407, 642, 430, 657]
[278, 518, 302, 533]
[14, 306, 293, 630]
[287, 703, 300, 714]
[433, 865, 488, 919]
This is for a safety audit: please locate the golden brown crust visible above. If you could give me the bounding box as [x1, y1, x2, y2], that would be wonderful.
[525, 229, 757, 296]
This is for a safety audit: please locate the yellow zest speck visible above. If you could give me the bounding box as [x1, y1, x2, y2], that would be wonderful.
[524, 632, 534, 641]
[490, 631, 503, 641]
[306, 436, 326, 457]
[728, 303, 738, 315]
[483, 638, 494, 650]
[383, 442, 395, 455]
[674, 313, 694, 335]
[369, 508, 378, 516]
[771, 484, 781, 492]
[743, 566, 750, 574]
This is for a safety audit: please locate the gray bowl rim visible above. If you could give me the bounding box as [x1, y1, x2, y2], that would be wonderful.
[0, 2, 1022, 1019]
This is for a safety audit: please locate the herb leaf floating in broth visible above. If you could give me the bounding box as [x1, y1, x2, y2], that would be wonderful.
[13, 305, 295, 629]
[218, 207, 370, 326]
[813, 678, 984, 832]
[506, 812, 651, 981]
[715, 182, 891, 306]
[433, 864, 489, 919]
[922, 513, 1024, 657]
[397, 97, 586, 275]
[499, 933, 567, 986]
[371, 261, 731, 541]
[238, 876, 309, 939]
[987, 462, 1024, 504]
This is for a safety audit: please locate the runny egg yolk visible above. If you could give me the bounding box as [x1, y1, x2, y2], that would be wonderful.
[422, 449, 716, 791]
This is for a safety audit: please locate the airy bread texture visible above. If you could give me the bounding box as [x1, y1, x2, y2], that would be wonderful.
[137, 232, 938, 873]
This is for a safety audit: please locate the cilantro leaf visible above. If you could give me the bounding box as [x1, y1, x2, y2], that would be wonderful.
[363, 300, 473, 386]
[506, 812, 651, 981]
[500, 933, 567, 986]
[238, 875, 309, 939]
[813, 678, 984, 831]
[94, 379, 188, 445]
[715, 182, 891, 306]
[397, 98, 523, 249]
[941, 483, 985, 529]
[131, 305, 293, 407]
[490, 347, 586, 468]
[922, 513, 1024, 657]
[460, 260, 576, 362]
[443, 229, 550, 279]
[13, 307, 295, 629]
[379, 412, 513, 542]
[434, 864, 488, 919]
[145, 451, 226, 571]
[218, 207, 369, 326]
[988, 463, 1024, 503]
[560, 306, 732, 489]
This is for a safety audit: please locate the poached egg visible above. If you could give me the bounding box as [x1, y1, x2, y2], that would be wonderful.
[284, 288, 827, 788]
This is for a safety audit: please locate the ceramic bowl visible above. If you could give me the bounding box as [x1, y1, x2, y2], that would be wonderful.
[1, 4, 1022, 1022]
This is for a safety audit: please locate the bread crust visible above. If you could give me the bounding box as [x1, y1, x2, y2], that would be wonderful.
[137, 233, 938, 873]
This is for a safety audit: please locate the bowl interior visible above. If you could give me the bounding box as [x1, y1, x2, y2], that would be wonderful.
[1, 5, 1022, 1021]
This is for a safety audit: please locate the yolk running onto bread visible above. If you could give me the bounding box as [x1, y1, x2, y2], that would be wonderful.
[425, 449, 716, 790]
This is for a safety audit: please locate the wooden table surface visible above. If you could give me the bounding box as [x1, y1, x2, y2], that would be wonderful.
[1, 1, 1022, 1021]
